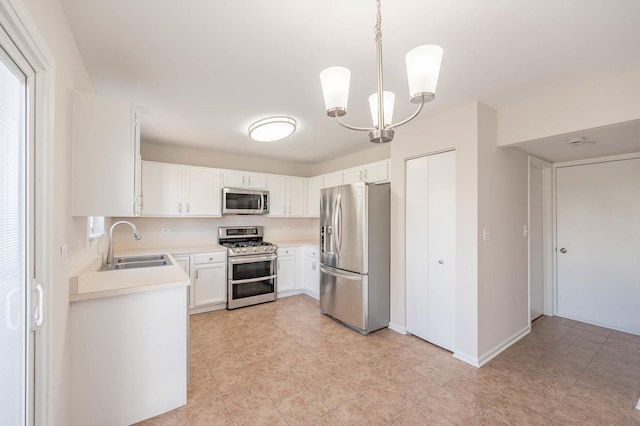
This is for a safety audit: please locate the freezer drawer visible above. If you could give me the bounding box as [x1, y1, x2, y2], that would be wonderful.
[319, 265, 367, 332]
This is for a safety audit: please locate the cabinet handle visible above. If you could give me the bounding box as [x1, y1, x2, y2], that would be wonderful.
[186, 202, 190, 213]
[248, 176, 251, 186]
[195, 269, 199, 279]
[283, 206, 286, 214]
[178, 202, 182, 213]
[289, 206, 291, 215]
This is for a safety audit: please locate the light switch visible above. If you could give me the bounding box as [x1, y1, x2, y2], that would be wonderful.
[524, 225, 529, 237]
[483, 228, 491, 241]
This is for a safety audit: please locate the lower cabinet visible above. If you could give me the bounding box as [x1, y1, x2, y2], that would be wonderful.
[277, 247, 296, 295]
[302, 247, 320, 300]
[173, 251, 227, 313]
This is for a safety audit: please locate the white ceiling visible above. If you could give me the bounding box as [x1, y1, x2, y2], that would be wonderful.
[59, 0, 640, 164]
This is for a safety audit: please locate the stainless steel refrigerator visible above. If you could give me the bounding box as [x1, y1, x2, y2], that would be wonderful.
[319, 182, 390, 334]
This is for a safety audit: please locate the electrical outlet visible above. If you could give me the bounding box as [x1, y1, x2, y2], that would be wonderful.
[161, 228, 171, 234]
[523, 225, 529, 237]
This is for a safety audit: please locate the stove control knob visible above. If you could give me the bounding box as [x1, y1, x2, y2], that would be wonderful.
[234, 248, 240, 253]
[253, 247, 257, 252]
[241, 248, 246, 253]
[263, 247, 267, 251]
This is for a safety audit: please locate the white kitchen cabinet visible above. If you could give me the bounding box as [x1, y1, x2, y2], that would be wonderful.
[223, 170, 267, 189]
[322, 172, 343, 188]
[303, 247, 320, 299]
[72, 91, 142, 216]
[277, 247, 296, 294]
[141, 161, 183, 216]
[341, 160, 390, 185]
[306, 175, 323, 218]
[184, 166, 222, 216]
[193, 253, 227, 307]
[173, 255, 192, 307]
[267, 175, 306, 217]
[141, 161, 222, 217]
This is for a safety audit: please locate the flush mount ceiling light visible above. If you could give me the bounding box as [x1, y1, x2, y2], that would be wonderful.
[320, 0, 443, 144]
[248, 116, 297, 142]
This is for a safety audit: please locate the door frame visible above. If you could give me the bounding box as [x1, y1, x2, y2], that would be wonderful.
[527, 156, 552, 322]
[552, 151, 640, 318]
[0, 0, 54, 424]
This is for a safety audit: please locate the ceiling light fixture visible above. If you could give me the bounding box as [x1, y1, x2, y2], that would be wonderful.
[248, 116, 297, 142]
[319, 0, 443, 144]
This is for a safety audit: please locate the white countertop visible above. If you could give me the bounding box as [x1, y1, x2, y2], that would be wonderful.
[271, 239, 319, 247]
[70, 253, 190, 302]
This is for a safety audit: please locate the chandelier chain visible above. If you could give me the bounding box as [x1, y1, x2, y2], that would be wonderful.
[375, 0, 382, 43]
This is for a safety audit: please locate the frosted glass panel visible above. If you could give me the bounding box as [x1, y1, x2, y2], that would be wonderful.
[0, 50, 27, 425]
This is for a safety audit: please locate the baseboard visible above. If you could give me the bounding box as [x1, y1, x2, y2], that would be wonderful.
[388, 322, 407, 335]
[453, 351, 480, 368]
[302, 290, 319, 300]
[189, 303, 226, 315]
[476, 325, 531, 367]
[636, 398, 640, 410]
[277, 289, 304, 298]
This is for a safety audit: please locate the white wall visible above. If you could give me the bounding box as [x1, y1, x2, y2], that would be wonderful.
[496, 65, 640, 147]
[311, 144, 390, 175]
[141, 141, 313, 177]
[22, 0, 96, 424]
[111, 216, 318, 250]
[390, 102, 479, 360]
[477, 104, 530, 360]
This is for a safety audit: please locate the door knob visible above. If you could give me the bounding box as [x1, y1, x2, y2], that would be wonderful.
[560, 248, 567, 254]
[438, 260, 444, 264]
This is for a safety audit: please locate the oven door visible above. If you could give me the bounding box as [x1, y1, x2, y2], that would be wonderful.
[227, 254, 277, 309]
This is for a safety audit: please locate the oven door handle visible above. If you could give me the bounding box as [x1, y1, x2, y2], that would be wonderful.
[229, 254, 277, 264]
[230, 275, 277, 285]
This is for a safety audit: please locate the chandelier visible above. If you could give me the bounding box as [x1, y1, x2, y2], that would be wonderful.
[319, 0, 443, 143]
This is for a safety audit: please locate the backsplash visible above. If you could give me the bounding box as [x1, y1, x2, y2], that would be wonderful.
[111, 216, 319, 250]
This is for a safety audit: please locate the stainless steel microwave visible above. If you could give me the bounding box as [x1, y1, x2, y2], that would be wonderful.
[222, 188, 269, 215]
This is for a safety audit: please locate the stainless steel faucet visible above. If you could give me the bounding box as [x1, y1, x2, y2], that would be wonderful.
[105, 220, 142, 268]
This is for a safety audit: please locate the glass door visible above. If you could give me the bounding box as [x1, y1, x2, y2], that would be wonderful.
[0, 31, 35, 426]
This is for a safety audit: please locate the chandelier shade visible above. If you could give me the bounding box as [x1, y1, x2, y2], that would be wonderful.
[319, 66, 351, 117]
[368, 91, 395, 127]
[406, 44, 444, 103]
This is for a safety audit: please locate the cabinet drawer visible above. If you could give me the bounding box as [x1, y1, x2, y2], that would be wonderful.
[194, 252, 226, 264]
[277, 247, 295, 256]
[304, 247, 319, 258]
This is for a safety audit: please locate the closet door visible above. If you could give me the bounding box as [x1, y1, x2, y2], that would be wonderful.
[406, 151, 456, 351]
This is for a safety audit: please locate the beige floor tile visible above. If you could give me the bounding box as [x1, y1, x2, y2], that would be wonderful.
[232, 402, 287, 426]
[500, 379, 566, 417]
[132, 410, 179, 426]
[466, 409, 509, 425]
[628, 406, 640, 426]
[463, 367, 516, 392]
[443, 375, 500, 409]
[416, 386, 480, 424]
[211, 365, 256, 394]
[308, 373, 361, 410]
[176, 397, 231, 425]
[181, 378, 222, 409]
[340, 364, 389, 393]
[221, 382, 272, 420]
[275, 389, 330, 425]
[362, 381, 417, 418]
[484, 395, 547, 425]
[333, 394, 392, 425]
[257, 371, 309, 402]
[307, 411, 345, 426]
[392, 405, 451, 425]
[552, 394, 628, 425]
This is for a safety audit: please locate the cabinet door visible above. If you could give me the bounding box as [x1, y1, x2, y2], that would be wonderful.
[277, 257, 295, 293]
[222, 170, 246, 188]
[141, 161, 183, 216]
[364, 160, 389, 183]
[342, 167, 363, 185]
[306, 176, 323, 218]
[323, 172, 342, 188]
[303, 257, 320, 298]
[173, 255, 192, 308]
[288, 177, 306, 217]
[185, 167, 221, 216]
[194, 263, 226, 306]
[72, 91, 139, 216]
[246, 173, 268, 189]
[267, 175, 287, 217]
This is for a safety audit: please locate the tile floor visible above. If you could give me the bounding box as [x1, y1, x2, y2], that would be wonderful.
[137, 294, 640, 425]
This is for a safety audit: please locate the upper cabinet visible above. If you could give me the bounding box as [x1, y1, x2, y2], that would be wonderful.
[342, 160, 390, 185]
[268, 175, 306, 217]
[306, 175, 323, 217]
[72, 91, 141, 216]
[222, 170, 267, 189]
[140, 161, 221, 217]
[322, 172, 343, 189]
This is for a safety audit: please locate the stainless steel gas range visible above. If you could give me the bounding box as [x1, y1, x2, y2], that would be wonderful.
[218, 226, 277, 309]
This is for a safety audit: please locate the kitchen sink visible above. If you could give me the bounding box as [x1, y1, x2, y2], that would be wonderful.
[100, 254, 170, 271]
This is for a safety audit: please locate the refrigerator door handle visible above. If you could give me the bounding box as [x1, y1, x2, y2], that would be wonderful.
[320, 265, 361, 281]
[333, 194, 341, 259]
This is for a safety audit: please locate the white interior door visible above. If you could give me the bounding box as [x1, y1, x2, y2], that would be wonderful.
[556, 158, 640, 334]
[0, 40, 34, 425]
[406, 151, 456, 351]
[529, 165, 544, 320]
